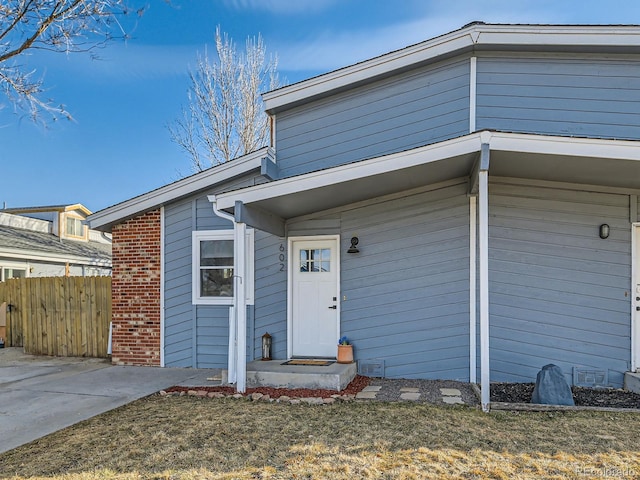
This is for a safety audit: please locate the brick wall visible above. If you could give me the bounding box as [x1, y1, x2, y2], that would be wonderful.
[111, 210, 162, 366]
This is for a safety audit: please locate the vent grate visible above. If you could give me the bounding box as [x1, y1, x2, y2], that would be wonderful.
[573, 367, 608, 388]
[358, 359, 385, 377]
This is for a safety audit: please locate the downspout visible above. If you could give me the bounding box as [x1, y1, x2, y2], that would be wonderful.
[210, 196, 249, 393]
[209, 196, 239, 388]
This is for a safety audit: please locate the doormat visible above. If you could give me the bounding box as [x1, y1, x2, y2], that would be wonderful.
[281, 359, 335, 366]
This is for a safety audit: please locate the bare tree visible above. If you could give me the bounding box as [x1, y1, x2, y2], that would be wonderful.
[0, 0, 141, 122]
[170, 27, 280, 172]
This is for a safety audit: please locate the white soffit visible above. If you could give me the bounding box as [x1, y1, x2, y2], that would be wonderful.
[216, 131, 640, 218]
[215, 133, 483, 213]
[263, 24, 640, 113]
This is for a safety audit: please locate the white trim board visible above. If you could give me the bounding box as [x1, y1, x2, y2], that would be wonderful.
[469, 195, 477, 384]
[469, 57, 477, 133]
[263, 24, 640, 113]
[216, 131, 640, 213]
[87, 147, 272, 232]
[216, 134, 482, 210]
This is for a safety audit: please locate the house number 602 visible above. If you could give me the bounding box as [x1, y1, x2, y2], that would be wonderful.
[279, 243, 285, 271]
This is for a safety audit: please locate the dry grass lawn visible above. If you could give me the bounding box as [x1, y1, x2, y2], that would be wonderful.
[1, 395, 639, 479]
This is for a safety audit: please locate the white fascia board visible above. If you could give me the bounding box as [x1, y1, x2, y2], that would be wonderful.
[263, 24, 640, 112]
[476, 25, 640, 47]
[489, 132, 640, 161]
[217, 131, 640, 212]
[263, 31, 475, 111]
[0, 247, 111, 267]
[215, 133, 483, 210]
[87, 147, 271, 231]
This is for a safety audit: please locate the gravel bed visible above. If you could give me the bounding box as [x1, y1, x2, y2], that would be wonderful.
[491, 382, 640, 409]
[368, 378, 480, 405]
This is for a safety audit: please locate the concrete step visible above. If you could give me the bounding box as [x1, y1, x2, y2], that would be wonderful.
[624, 371, 640, 393]
[245, 360, 357, 391]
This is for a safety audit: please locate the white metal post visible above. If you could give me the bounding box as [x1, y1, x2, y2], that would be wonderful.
[228, 306, 236, 384]
[234, 221, 248, 393]
[479, 169, 490, 412]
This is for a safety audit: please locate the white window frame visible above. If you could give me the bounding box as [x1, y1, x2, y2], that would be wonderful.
[1, 261, 29, 281]
[192, 229, 254, 305]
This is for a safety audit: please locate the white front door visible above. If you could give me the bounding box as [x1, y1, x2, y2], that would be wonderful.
[290, 237, 340, 358]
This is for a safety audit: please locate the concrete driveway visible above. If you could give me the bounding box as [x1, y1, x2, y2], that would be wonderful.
[0, 348, 218, 454]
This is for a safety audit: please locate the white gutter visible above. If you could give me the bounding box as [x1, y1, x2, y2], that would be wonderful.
[209, 196, 247, 393]
[0, 247, 111, 267]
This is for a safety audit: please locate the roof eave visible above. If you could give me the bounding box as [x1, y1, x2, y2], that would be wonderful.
[87, 147, 272, 232]
[263, 23, 640, 113]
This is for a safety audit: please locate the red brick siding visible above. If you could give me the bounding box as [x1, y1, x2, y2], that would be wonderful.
[111, 210, 162, 366]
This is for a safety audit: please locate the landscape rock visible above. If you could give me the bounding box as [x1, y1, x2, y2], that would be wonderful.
[277, 395, 290, 403]
[531, 364, 575, 406]
[250, 392, 264, 401]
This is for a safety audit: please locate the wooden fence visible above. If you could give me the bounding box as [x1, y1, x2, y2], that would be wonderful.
[0, 276, 111, 357]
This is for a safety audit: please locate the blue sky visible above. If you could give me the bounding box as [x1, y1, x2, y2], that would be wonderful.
[2, 0, 640, 213]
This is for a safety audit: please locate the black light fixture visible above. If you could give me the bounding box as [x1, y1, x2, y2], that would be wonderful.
[347, 236, 360, 253]
[599, 224, 610, 239]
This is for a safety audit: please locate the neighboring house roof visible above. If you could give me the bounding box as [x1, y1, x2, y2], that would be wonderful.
[87, 147, 273, 232]
[0, 225, 111, 266]
[263, 22, 640, 113]
[1, 204, 92, 216]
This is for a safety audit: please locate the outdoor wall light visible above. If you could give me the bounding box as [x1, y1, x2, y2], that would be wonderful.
[599, 224, 610, 239]
[347, 236, 360, 254]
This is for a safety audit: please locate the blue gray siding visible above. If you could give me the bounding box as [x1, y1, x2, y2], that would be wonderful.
[339, 183, 470, 380]
[253, 231, 287, 360]
[164, 198, 195, 367]
[275, 58, 470, 177]
[488, 182, 631, 387]
[163, 172, 263, 368]
[476, 57, 640, 140]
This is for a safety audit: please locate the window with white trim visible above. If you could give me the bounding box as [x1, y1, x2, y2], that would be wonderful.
[192, 230, 254, 305]
[65, 217, 85, 237]
[1, 267, 27, 281]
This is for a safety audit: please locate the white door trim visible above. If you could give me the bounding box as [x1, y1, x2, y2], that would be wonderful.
[287, 235, 341, 359]
[632, 223, 639, 372]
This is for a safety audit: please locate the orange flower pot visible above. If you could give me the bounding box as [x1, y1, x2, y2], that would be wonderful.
[337, 344, 354, 364]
